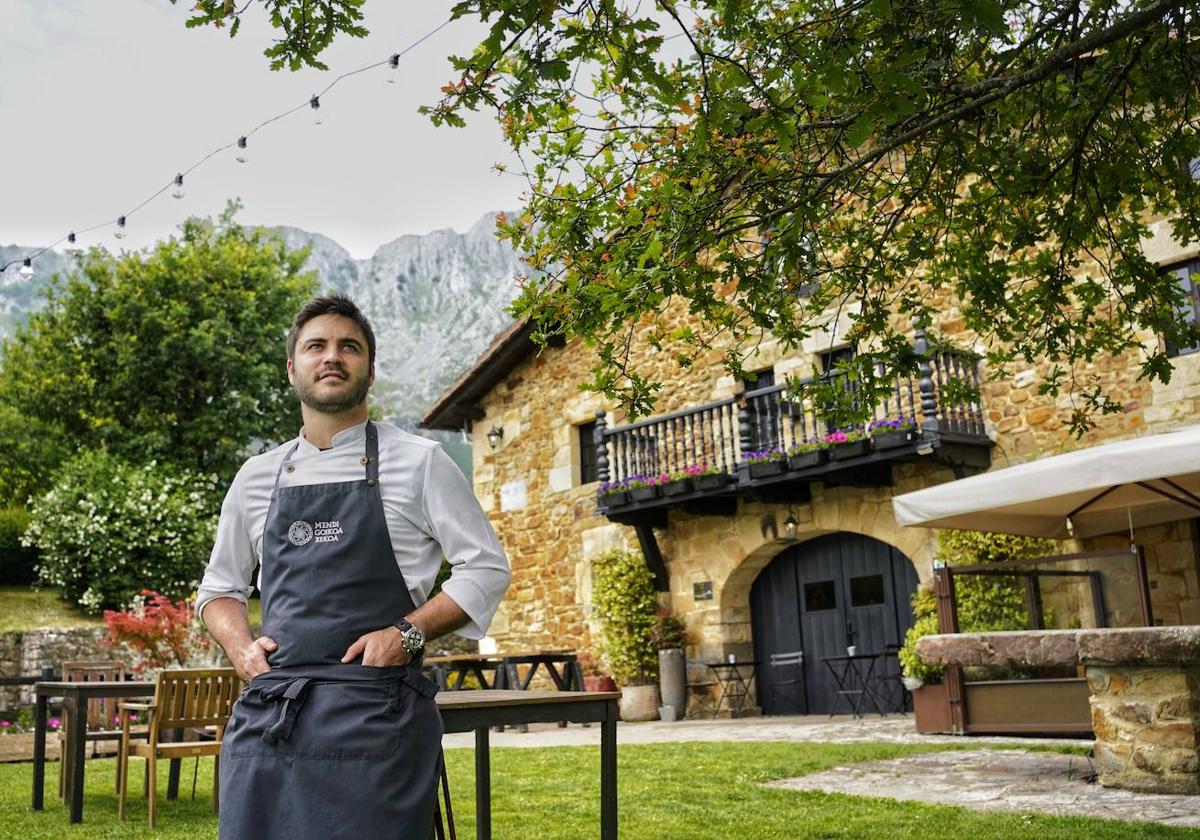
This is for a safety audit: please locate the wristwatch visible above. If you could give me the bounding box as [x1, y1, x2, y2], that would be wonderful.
[393, 618, 426, 656]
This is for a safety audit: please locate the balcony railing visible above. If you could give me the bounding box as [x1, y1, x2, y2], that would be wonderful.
[593, 328, 988, 498]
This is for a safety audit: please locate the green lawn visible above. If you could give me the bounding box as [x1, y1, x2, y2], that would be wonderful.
[0, 587, 260, 633]
[0, 742, 1192, 839]
[0, 587, 104, 632]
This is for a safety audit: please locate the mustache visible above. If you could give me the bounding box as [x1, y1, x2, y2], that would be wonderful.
[316, 364, 348, 380]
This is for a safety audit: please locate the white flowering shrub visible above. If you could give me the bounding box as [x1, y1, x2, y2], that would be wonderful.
[24, 452, 219, 613]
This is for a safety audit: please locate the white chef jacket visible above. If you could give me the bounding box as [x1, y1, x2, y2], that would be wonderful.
[196, 420, 510, 639]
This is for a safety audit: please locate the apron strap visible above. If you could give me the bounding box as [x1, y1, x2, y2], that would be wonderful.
[269, 440, 303, 502]
[258, 676, 314, 744]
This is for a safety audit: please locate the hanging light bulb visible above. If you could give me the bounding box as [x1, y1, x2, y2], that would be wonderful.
[115, 216, 128, 240]
[66, 231, 77, 246]
[236, 136, 249, 163]
[172, 173, 186, 200]
[387, 53, 400, 83]
[310, 94, 322, 125]
[18, 258, 34, 280]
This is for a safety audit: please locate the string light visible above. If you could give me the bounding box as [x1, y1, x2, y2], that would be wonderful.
[0, 15, 455, 277]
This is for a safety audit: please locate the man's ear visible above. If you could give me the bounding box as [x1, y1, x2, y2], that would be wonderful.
[369, 364, 376, 387]
[286, 356, 295, 385]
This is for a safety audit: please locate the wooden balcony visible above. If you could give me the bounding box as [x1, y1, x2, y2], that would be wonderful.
[593, 330, 993, 526]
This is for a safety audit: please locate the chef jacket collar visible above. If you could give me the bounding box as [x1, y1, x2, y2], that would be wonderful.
[294, 419, 369, 457]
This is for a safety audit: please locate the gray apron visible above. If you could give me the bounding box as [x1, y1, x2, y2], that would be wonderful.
[220, 421, 442, 839]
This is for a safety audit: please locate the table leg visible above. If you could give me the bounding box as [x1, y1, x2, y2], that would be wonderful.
[69, 694, 87, 823]
[601, 713, 618, 840]
[32, 691, 47, 810]
[474, 727, 491, 840]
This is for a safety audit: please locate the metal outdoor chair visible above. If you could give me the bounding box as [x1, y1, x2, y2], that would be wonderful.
[767, 650, 807, 714]
[117, 667, 241, 828]
[870, 643, 907, 713]
[57, 660, 147, 798]
[685, 658, 718, 719]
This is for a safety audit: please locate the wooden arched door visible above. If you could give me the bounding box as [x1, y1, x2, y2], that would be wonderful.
[750, 533, 919, 714]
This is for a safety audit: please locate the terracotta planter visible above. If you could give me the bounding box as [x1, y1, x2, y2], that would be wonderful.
[829, 439, 870, 460]
[583, 675, 617, 692]
[748, 460, 785, 479]
[787, 449, 828, 470]
[872, 429, 915, 450]
[619, 684, 661, 721]
[661, 478, 693, 497]
[912, 682, 953, 734]
[629, 485, 659, 502]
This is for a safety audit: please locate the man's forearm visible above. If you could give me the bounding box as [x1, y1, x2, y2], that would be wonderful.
[407, 591, 470, 643]
[203, 596, 256, 657]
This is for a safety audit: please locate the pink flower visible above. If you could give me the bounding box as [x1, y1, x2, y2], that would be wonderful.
[48, 717, 61, 730]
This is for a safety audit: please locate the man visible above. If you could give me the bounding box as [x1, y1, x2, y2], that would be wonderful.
[197, 295, 510, 839]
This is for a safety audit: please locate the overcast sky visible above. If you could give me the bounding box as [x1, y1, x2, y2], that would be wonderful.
[0, 0, 522, 258]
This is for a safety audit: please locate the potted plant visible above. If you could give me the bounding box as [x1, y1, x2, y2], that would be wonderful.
[692, 463, 731, 491]
[576, 650, 617, 693]
[825, 428, 869, 460]
[744, 447, 787, 478]
[786, 437, 829, 470]
[651, 612, 690, 721]
[870, 416, 918, 450]
[596, 478, 631, 508]
[590, 548, 660, 721]
[627, 474, 660, 502]
[661, 466, 696, 496]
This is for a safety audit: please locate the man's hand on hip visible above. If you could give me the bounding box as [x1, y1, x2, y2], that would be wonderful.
[341, 626, 411, 667]
[233, 636, 278, 681]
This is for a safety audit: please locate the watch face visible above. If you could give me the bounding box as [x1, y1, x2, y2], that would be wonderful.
[404, 626, 425, 653]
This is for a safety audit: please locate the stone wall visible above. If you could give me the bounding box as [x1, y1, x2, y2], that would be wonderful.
[468, 229, 1200, 664]
[0, 627, 109, 709]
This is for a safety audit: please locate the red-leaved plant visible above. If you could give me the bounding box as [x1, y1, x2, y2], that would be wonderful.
[103, 590, 215, 674]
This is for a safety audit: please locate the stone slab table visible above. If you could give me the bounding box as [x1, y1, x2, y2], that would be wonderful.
[916, 626, 1200, 794]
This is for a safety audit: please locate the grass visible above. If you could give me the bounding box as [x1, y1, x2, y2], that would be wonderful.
[0, 741, 1194, 839]
[0, 587, 104, 633]
[0, 588, 261, 633]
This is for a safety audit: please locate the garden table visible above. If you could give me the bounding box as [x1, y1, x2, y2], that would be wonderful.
[437, 689, 620, 840]
[31, 679, 155, 823]
[705, 660, 759, 718]
[499, 651, 584, 692]
[425, 653, 511, 690]
[821, 653, 886, 718]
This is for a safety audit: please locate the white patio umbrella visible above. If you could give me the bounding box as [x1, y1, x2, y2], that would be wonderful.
[892, 425, 1200, 539]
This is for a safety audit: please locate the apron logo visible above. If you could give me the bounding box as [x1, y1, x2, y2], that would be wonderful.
[287, 521, 314, 546]
[314, 520, 344, 544]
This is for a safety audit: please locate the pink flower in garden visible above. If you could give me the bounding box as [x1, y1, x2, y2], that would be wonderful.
[48, 717, 61, 730]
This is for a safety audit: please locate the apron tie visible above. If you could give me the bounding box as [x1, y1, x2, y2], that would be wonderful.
[258, 676, 314, 744]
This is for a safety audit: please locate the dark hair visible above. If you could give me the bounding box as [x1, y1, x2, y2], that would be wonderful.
[287, 295, 376, 366]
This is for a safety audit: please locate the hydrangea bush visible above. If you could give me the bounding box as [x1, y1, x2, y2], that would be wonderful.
[24, 452, 219, 613]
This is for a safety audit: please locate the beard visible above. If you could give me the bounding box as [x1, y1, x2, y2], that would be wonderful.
[294, 367, 371, 414]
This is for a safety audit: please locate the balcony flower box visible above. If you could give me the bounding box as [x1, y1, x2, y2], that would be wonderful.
[694, 472, 730, 491]
[748, 460, 785, 479]
[830, 440, 869, 460]
[869, 417, 919, 451]
[787, 448, 828, 471]
[601, 490, 631, 508]
[629, 485, 659, 502]
[872, 429, 915, 450]
[661, 478, 694, 497]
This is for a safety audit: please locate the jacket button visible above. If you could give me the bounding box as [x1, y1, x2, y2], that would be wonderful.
[286, 464, 295, 473]
[367, 479, 377, 487]
[360, 456, 369, 465]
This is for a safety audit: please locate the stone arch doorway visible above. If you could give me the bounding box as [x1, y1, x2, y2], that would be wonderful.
[749, 532, 919, 715]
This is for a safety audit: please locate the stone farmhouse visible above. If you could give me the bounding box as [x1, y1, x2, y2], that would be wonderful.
[420, 217, 1200, 717]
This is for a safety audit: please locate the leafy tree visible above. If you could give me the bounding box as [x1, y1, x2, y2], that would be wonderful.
[0, 203, 317, 487]
[25, 452, 219, 613]
[179, 1, 1200, 432]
